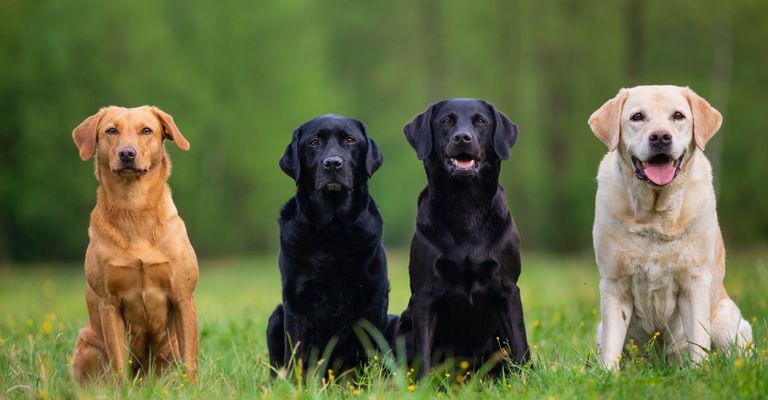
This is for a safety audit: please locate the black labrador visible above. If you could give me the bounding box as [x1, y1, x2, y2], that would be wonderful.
[267, 114, 390, 374]
[393, 99, 530, 377]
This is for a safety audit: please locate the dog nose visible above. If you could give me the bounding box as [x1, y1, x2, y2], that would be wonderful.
[649, 131, 672, 145]
[118, 146, 137, 163]
[452, 132, 473, 143]
[322, 156, 343, 170]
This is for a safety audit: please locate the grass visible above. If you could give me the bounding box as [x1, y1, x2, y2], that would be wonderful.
[0, 250, 766, 399]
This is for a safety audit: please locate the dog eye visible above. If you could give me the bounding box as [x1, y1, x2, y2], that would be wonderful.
[141, 127, 153, 135]
[344, 136, 356, 145]
[309, 138, 321, 147]
[630, 112, 644, 122]
[474, 116, 487, 126]
[105, 127, 118, 135]
[672, 111, 685, 121]
[440, 117, 454, 127]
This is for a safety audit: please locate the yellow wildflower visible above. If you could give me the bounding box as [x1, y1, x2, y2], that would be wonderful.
[42, 321, 52, 334]
[407, 384, 416, 392]
[0, 338, 4, 345]
[548, 396, 556, 400]
[532, 320, 541, 329]
[327, 369, 335, 381]
[734, 359, 744, 369]
[617, 354, 623, 361]
[39, 390, 48, 400]
[459, 360, 470, 370]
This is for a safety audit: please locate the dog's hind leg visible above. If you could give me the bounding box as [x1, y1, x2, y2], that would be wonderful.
[711, 298, 753, 351]
[267, 304, 285, 368]
[71, 324, 107, 385]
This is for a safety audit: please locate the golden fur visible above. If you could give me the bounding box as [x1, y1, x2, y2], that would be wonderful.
[70, 106, 198, 383]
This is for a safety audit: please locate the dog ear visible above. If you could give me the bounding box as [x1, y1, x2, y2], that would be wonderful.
[487, 102, 519, 160]
[589, 89, 628, 151]
[279, 128, 302, 182]
[72, 109, 105, 161]
[150, 106, 190, 151]
[684, 88, 722, 151]
[403, 102, 438, 160]
[357, 120, 383, 177]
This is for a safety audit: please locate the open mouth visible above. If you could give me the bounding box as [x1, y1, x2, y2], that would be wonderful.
[446, 153, 479, 174]
[112, 167, 148, 176]
[632, 153, 684, 186]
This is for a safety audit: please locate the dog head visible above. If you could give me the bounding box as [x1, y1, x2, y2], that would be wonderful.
[73, 106, 190, 177]
[280, 114, 383, 194]
[589, 85, 721, 187]
[404, 98, 518, 178]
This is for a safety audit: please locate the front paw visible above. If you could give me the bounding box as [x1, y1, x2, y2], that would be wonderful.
[600, 353, 622, 372]
[688, 345, 708, 365]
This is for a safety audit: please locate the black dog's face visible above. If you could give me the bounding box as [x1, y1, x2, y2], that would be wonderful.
[404, 98, 519, 178]
[280, 114, 383, 193]
[431, 100, 496, 176]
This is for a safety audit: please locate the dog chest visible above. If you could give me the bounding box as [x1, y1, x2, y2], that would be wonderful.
[627, 262, 679, 331]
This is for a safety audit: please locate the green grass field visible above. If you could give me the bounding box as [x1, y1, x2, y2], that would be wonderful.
[1, 251, 766, 399]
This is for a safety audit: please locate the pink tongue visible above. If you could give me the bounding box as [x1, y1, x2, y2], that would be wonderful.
[644, 162, 676, 185]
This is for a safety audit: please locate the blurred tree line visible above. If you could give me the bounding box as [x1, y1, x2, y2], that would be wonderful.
[1, 0, 766, 262]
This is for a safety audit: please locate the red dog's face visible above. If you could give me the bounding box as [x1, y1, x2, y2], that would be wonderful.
[72, 106, 190, 177]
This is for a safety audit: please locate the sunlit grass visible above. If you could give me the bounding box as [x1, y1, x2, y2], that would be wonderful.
[0, 251, 766, 399]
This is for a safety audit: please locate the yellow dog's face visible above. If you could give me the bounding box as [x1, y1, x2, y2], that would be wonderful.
[589, 85, 722, 187]
[72, 106, 190, 177]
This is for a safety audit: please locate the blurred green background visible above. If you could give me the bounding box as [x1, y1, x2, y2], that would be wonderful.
[1, 0, 766, 262]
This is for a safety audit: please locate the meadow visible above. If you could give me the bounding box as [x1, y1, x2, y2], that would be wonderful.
[0, 251, 766, 399]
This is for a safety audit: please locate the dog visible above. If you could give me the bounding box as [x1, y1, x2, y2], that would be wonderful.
[70, 106, 198, 383]
[588, 85, 753, 371]
[394, 98, 530, 377]
[266, 114, 390, 374]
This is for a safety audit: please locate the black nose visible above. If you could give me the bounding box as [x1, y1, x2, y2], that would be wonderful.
[322, 156, 343, 170]
[451, 132, 473, 143]
[649, 131, 672, 145]
[118, 146, 137, 163]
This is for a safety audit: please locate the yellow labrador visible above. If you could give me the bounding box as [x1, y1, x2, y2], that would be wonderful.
[588, 85, 752, 371]
[70, 106, 198, 383]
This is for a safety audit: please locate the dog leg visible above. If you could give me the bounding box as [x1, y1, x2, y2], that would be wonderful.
[267, 304, 286, 368]
[282, 310, 304, 371]
[598, 277, 633, 371]
[711, 298, 753, 351]
[174, 297, 199, 381]
[99, 302, 128, 380]
[678, 273, 711, 364]
[412, 292, 435, 378]
[499, 284, 531, 365]
[71, 324, 107, 384]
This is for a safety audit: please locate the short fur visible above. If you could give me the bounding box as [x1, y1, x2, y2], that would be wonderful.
[588, 85, 752, 371]
[70, 106, 198, 384]
[394, 99, 530, 378]
[266, 114, 390, 374]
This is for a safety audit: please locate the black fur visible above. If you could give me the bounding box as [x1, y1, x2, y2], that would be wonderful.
[395, 99, 530, 377]
[267, 114, 390, 374]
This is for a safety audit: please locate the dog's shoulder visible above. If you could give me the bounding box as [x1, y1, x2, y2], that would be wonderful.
[279, 196, 299, 222]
